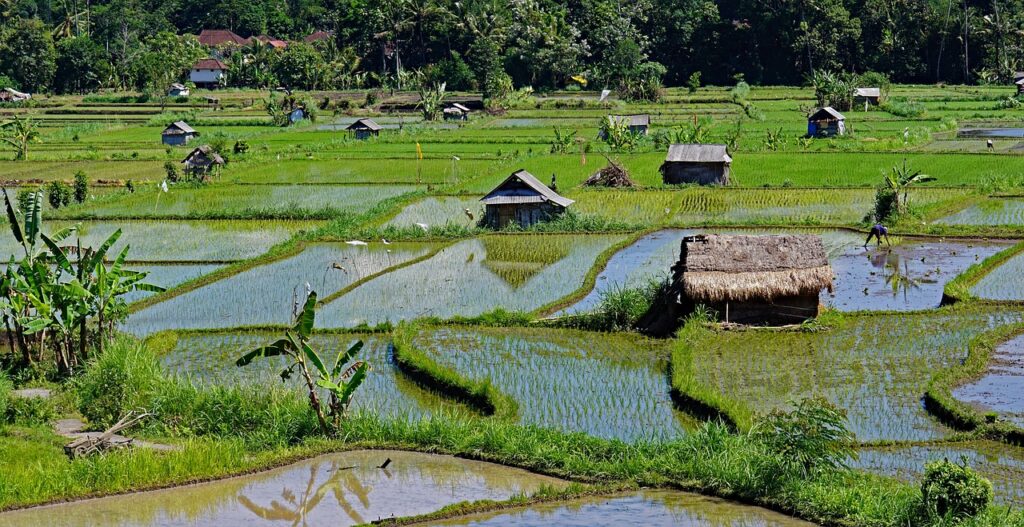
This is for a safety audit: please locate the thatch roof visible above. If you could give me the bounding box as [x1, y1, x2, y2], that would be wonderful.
[678, 234, 833, 303]
[346, 118, 382, 131]
[181, 145, 224, 165]
[664, 144, 731, 164]
[809, 107, 845, 121]
[481, 169, 574, 207]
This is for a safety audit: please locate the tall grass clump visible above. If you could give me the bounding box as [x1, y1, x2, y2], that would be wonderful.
[921, 459, 993, 524]
[75, 338, 162, 427]
[0, 373, 11, 425]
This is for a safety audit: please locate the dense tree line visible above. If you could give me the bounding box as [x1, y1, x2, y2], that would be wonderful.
[2, 0, 1024, 94]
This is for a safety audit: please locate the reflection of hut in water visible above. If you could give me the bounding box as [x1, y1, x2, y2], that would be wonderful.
[480, 169, 574, 229]
[807, 107, 845, 137]
[481, 236, 570, 288]
[641, 234, 833, 332]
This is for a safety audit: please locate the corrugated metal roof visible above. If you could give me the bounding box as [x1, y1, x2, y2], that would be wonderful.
[164, 121, 196, 135]
[608, 114, 650, 127]
[808, 106, 845, 121]
[855, 87, 880, 97]
[664, 144, 731, 164]
[447, 103, 471, 112]
[480, 169, 574, 208]
[346, 118, 382, 131]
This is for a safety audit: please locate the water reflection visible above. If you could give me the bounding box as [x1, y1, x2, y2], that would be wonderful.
[0, 450, 565, 527]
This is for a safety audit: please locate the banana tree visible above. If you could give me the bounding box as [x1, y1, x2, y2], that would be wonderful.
[236, 291, 368, 435]
[883, 159, 937, 214]
[0, 116, 41, 161]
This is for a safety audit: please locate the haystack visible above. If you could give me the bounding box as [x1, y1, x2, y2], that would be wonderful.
[584, 158, 636, 188]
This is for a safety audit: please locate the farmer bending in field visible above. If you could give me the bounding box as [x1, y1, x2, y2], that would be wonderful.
[864, 223, 891, 247]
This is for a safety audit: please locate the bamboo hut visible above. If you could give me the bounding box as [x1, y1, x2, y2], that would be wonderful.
[346, 118, 382, 139]
[671, 234, 833, 325]
[181, 145, 224, 178]
[161, 121, 198, 146]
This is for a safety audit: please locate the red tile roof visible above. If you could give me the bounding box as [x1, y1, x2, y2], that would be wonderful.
[192, 58, 228, 70]
[304, 30, 332, 43]
[197, 29, 249, 47]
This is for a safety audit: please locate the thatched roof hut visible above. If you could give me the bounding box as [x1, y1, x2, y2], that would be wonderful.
[671, 234, 832, 325]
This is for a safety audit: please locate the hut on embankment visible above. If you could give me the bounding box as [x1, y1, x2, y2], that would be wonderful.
[659, 144, 731, 185]
[480, 169, 574, 229]
[639, 234, 833, 333]
[346, 118, 382, 139]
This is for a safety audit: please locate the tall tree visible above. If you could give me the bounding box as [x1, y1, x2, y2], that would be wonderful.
[0, 18, 58, 92]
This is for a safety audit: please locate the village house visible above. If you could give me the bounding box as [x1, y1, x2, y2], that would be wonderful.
[197, 29, 249, 48]
[252, 35, 288, 49]
[443, 102, 472, 121]
[346, 118, 382, 139]
[667, 234, 833, 326]
[167, 83, 190, 97]
[480, 169, 574, 229]
[599, 114, 650, 138]
[181, 145, 224, 178]
[190, 58, 228, 89]
[304, 30, 333, 43]
[659, 144, 732, 185]
[807, 107, 846, 137]
[161, 121, 198, 146]
[854, 87, 881, 106]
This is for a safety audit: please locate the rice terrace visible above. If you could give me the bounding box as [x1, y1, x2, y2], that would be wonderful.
[7, 9, 1024, 527]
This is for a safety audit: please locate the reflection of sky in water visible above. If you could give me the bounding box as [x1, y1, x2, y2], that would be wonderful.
[853, 441, 1024, 506]
[122, 264, 222, 303]
[973, 250, 1024, 301]
[0, 451, 564, 527]
[161, 333, 459, 419]
[432, 490, 816, 527]
[954, 333, 1024, 427]
[937, 199, 1024, 225]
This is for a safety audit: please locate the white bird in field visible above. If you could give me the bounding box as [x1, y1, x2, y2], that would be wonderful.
[464, 208, 474, 221]
[415, 223, 429, 231]
[381, 238, 391, 245]
[345, 240, 368, 246]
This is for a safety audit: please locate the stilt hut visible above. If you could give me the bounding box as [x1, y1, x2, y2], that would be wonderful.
[659, 144, 731, 185]
[346, 118, 382, 139]
[807, 107, 846, 137]
[671, 234, 833, 325]
[181, 145, 224, 178]
[480, 169, 574, 229]
[161, 121, 198, 146]
[443, 103, 472, 121]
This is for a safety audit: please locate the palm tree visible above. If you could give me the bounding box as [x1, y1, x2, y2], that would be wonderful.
[0, 116, 41, 161]
[883, 159, 937, 214]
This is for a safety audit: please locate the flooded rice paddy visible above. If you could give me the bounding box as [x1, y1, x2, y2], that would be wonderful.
[127, 242, 440, 334]
[972, 251, 1024, 301]
[315, 235, 624, 328]
[937, 198, 1024, 225]
[0, 450, 564, 527]
[853, 441, 1024, 506]
[414, 327, 694, 441]
[122, 264, 222, 303]
[162, 332, 460, 418]
[430, 490, 817, 526]
[686, 309, 1023, 441]
[953, 333, 1024, 427]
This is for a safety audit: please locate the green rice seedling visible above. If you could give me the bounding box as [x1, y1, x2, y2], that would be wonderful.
[127, 242, 441, 334]
[121, 264, 223, 303]
[853, 440, 1024, 506]
[938, 198, 1024, 226]
[972, 252, 1024, 301]
[0, 220, 316, 262]
[412, 327, 695, 442]
[681, 307, 1024, 441]
[317, 235, 624, 327]
[161, 331, 461, 419]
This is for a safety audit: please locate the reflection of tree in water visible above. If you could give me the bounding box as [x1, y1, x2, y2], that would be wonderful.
[237, 459, 372, 526]
[867, 249, 936, 299]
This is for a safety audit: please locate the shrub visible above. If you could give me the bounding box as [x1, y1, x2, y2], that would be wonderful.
[687, 71, 701, 94]
[6, 394, 57, 425]
[921, 458, 992, 522]
[426, 52, 476, 91]
[46, 181, 71, 209]
[882, 98, 926, 117]
[75, 339, 162, 427]
[163, 160, 179, 183]
[73, 170, 88, 203]
[751, 397, 856, 478]
[592, 279, 664, 331]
